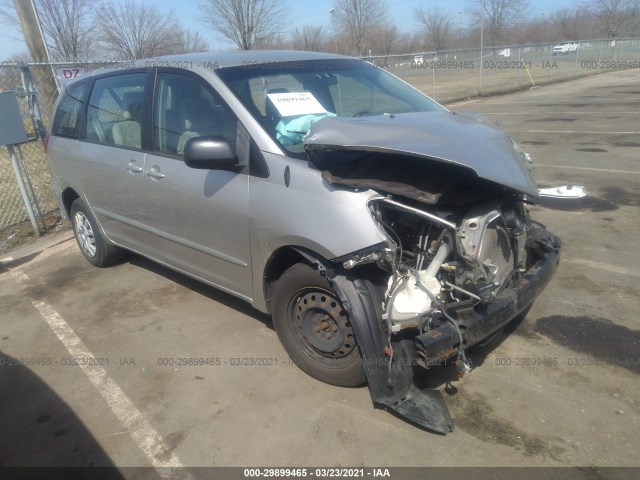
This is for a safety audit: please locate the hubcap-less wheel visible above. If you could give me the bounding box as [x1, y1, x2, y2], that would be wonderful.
[74, 211, 96, 257]
[272, 263, 365, 386]
[289, 289, 356, 359]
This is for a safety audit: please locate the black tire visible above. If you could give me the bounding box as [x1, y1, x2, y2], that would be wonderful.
[271, 263, 366, 387]
[70, 198, 122, 267]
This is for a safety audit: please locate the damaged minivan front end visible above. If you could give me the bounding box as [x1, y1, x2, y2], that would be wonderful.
[303, 113, 561, 433]
[213, 54, 561, 433]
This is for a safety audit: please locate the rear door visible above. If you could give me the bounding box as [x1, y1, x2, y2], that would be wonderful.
[72, 70, 152, 251]
[141, 69, 252, 299]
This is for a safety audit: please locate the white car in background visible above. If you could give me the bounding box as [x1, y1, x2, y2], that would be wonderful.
[553, 42, 579, 55]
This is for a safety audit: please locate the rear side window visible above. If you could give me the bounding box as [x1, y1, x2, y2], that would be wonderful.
[85, 73, 147, 149]
[51, 80, 86, 138]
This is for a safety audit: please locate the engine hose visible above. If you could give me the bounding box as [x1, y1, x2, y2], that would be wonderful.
[379, 220, 403, 276]
[426, 229, 448, 257]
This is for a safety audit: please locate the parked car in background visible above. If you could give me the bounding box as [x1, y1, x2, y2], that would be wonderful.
[553, 42, 579, 55]
[47, 50, 561, 433]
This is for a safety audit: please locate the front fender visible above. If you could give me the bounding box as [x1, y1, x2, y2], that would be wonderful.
[329, 269, 454, 434]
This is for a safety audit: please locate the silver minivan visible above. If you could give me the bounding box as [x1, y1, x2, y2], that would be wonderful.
[47, 51, 560, 433]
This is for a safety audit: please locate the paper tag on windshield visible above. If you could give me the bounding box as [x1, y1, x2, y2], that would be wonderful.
[267, 92, 326, 117]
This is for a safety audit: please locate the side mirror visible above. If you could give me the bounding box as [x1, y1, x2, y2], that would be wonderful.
[183, 136, 238, 169]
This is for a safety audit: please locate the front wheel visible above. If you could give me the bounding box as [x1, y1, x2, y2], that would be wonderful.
[271, 263, 366, 387]
[70, 198, 122, 267]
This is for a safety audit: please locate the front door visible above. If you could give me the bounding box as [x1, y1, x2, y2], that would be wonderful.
[141, 70, 252, 300]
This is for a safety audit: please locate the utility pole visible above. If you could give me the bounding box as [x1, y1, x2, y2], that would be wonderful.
[330, 8, 338, 53]
[13, 0, 58, 104]
[479, 0, 484, 93]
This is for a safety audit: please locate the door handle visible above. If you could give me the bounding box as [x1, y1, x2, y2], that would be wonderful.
[126, 161, 143, 173]
[145, 166, 166, 179]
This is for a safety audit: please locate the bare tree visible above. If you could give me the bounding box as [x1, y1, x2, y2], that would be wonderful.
[98, 1, 183, 59]
[589, 0, 640, 37]
[37, 0, 98, 60]
[332, 0, 387, 55]
[198, 0, 288, 50]
[555, 8, 577, 39]
[550, 8, 597, 40]
[255, 33, 290, 50]
[468, 0, 530, 46]
[415, 7, 454, 51]
[370, 23, 399, 56]
[176, 30, 210, 54]
[0, 52, 30, 91]
[0, 0, 99, 61]
[395, 32, 422, 54]
[292, 25, 326, 51]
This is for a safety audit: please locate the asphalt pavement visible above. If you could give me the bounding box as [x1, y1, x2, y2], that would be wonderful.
[1, 69, 638, 471]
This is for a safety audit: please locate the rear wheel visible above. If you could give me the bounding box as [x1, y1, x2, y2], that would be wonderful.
[271, 263, 366, 386]
[70, 198, 122, 267]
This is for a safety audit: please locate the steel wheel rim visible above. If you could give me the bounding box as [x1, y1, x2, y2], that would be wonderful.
[74, 211, 96, 257]
[288, 288, 356, 359]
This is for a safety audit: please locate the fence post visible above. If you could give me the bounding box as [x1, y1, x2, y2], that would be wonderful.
[618, 41, 623, 60]
[574, 45, 580, 78]
[432, 58, 436, 99]
[516, 47, 521, 85]
[547, 43, 552, 82]
[7, 144, 41, 236]
[20, 66, 47, 143]
[597, 40, 603, 64]
[17, 144, 45, 226]
[478, 48, 484, 94]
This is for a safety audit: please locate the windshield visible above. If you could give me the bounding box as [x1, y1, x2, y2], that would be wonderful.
[216, 59, 445, 155]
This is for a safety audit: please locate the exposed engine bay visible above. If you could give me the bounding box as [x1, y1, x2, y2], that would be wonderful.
[311, 152, 561, 433]
[369, 194, 529, 374]
[304, 117, 561, 434]
[319, 154, 533, 339]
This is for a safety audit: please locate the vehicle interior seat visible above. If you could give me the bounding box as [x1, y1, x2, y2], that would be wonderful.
[302, 78, 335, 113]
[237, 80, 264, 119]
[86, 100, 107, 142]
[177, 97, 219, 155]
[161, 108, 183, 154]
[59, 109, 78, 137]
[112, 91, 144, 149]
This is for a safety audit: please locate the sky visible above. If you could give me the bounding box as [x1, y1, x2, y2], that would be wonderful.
[0, 0, 578, 59]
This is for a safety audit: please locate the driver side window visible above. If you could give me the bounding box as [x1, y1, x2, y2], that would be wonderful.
[153, 72, 237, 156]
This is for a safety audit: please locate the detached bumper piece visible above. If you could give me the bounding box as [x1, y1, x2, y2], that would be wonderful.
[384, 384, 454, 432]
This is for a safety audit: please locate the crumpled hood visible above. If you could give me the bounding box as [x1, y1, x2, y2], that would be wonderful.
[304, 111, 539, 198]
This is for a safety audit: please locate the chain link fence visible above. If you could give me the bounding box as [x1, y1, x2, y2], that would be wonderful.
[365, 37, 640, 103]
[0, 140, 30, 229]
[0, 71, 56, 234]
[1, 38, 639, 233]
